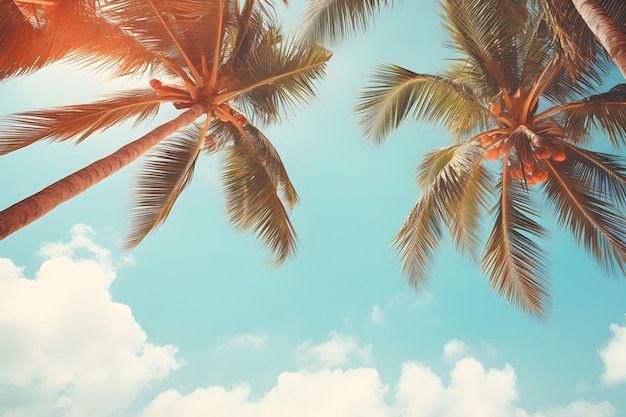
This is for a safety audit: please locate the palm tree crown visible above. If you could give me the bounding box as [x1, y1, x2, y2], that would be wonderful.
[356, 0, 626, 316]
[0, 0, 331, 264]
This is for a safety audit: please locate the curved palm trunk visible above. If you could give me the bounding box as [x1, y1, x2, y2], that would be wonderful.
[0, 103, 206, 240]
[572, 0, 626, 79]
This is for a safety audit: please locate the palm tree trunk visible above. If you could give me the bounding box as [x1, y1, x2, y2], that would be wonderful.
[0, 103, 206, 240]
[572, 0, 626, 79]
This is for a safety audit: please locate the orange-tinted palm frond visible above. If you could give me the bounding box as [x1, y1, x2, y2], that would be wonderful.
[482, 170, 550, 318]
[101, 0, 228, 80]
[125, 118, 210, 249]
[0, 90, 161, 154]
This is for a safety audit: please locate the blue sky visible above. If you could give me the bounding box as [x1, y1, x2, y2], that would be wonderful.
[1, 1, 626, 416]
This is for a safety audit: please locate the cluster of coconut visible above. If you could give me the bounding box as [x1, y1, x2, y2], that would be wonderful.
[481, 104, 567, 186]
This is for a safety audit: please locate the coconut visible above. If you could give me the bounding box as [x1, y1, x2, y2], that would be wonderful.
[552, 151, 567, 162]
[489, 103, 502, 114]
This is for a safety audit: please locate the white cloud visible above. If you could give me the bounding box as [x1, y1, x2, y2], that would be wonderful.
[216, 332, 269, 351]
[369, 291, 434, 324]
[370, 305, 385, 324]
[0, 226, 182, 417]
[296, 331, 372, 370]
[138, 368, 390, 417]
[599, 314, 626, 385]
[137, 353, 616, 417]
[531, 400, 617, 417]
[443, 339, 469, 360]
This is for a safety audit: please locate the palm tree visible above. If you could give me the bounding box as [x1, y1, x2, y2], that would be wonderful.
[0, 0, 331, 264]
[356, 0, 626, 316]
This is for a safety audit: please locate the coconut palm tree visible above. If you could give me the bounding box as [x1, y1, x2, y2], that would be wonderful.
[0, 0, 331, 264]
[356, 0, 626, 316]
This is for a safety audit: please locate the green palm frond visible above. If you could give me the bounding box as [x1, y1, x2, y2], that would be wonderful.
[440, 0, 528, 96]
[125, 121, 207, 248]
[241, 123, 299, 208]
[222, 133, 297, 265]
[0, 90, 161, 154]
[207, 120, 299, 208]
[226, 34, 331, 124]
[543, 152, 626, 277]
[449, 156, 494, 261]
[394, 142, 485, 286]
[299, 0, 392, 45]
[482, 173, 550, 317]
[356, 65, 486, 143]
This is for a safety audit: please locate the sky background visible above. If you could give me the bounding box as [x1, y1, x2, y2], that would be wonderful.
[1, 1, 626, 416]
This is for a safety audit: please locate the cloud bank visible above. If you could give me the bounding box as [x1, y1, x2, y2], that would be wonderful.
[0, 225, 182, 417]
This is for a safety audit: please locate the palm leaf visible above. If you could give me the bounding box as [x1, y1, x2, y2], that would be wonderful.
[440, 0, 528, 96]
[0, 90, 161, 154]
[207, 120, 299, 208]
[482, 171, 550, 317]
[557, 85, 626, 148]
[393, 142, 485, 286]
[222, 133, 297, 265]
[356, 65, 486, 143]
[125, 122, 207, 248]
[560, 142, 626, 206]
[299, 0, 392, 45]
[221, 33, 331, 124]
[542, 149, 626, 276]
[540, 0, 617, 83]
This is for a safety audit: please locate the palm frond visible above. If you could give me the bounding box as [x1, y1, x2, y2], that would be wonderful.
[560, 142, 626, 206]
[207, 120, 299, 208]
[557, 86, 626, 148]
[393, 142, 485, 286]
[0, 90, 161, 154]
[298, 0, 392, 45]
[125, 121, 207, 249]
[439, 0, 528, 96]
[540, 0, 616, 83]
[222, 133, 297, 265]
[542, 149, 626, 277]
[356, 65, 486, 143]
[101, 0, 222, 74]
[221, 33, 331, 124]
[482, 171, 550, 317]
[449, 155, 494, 261]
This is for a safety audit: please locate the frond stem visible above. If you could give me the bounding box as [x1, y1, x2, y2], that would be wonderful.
[208, 0, 226, 90]
[149, 0, 202, 86]
[214, 59, 328, 103]
[523, 56, 561, 122]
